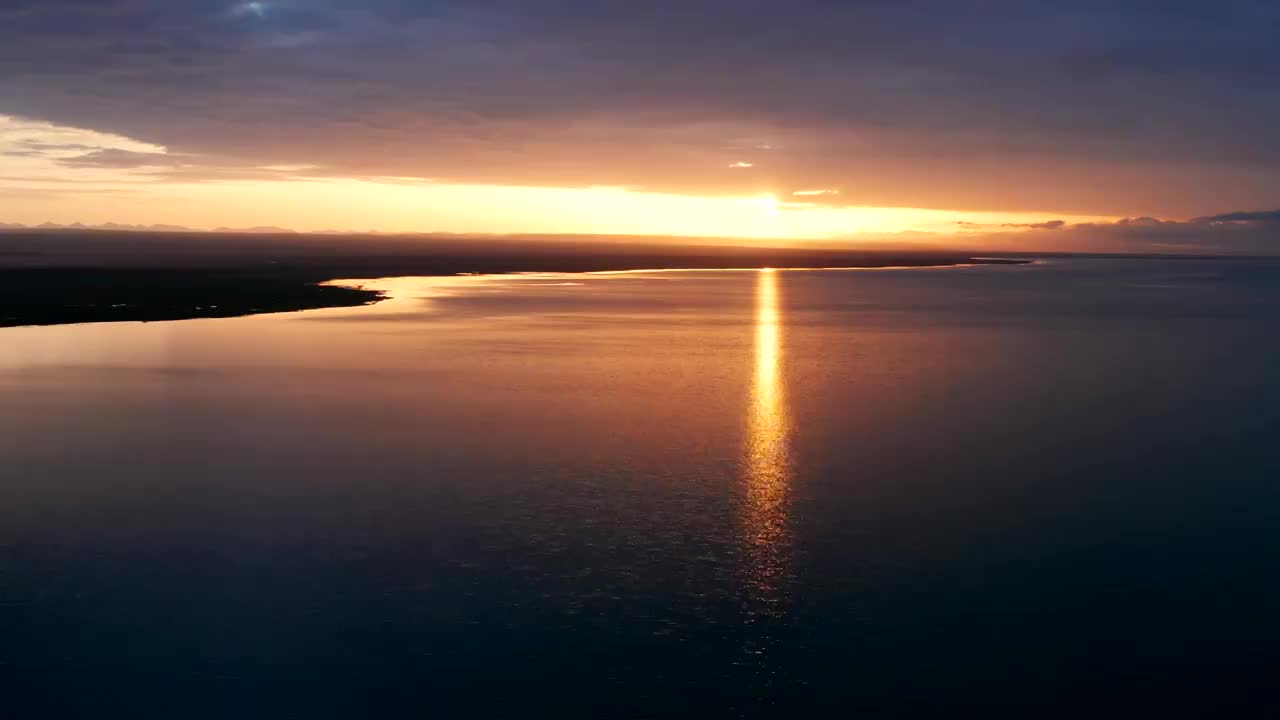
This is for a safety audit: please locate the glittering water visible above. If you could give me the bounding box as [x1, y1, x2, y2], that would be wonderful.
[5, 260, 1280, 717]
[742, 269, 790, 622]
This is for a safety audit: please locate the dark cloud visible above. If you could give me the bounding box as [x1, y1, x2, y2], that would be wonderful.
[2, 1, 1280, 215]
[948, 206, 1280, 253]
[956, 219, 1067, 231]
[1193, 210, 1280, 224]
[1004, 220, 1067, 230]
[974, 209, 1280, 254]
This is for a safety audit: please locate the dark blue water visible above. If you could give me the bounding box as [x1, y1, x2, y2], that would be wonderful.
[4, 259, 1280, 717]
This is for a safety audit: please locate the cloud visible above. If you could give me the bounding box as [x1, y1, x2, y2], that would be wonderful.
[1003, 220, 1066, 230]
[230, 2, 267, 19]
[955, 219, 1065, 231]
[2, 2, 1280, 216]
[1192, 210, 1280, 225]
[973, 210, 1280, 254]
[5, 141, 100, 154]
[58, 148, 178, 169]
[944, 208, 1280, 253]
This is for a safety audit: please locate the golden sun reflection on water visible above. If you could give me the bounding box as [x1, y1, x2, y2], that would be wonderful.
[742, 268, 791, 618]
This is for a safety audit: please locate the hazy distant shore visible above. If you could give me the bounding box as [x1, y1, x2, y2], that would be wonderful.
[0, 230, 1029, 328]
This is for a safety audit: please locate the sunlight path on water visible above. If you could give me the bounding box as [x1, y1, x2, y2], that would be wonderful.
[742, 269, 792, 618]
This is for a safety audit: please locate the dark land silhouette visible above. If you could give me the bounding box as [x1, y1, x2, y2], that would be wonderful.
[0, 230, 1030, 327]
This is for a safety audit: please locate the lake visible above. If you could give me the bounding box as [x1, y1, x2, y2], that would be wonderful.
[5, 259, 1280, 717]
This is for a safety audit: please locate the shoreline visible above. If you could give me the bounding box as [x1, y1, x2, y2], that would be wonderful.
[0, 256, 1028, 329]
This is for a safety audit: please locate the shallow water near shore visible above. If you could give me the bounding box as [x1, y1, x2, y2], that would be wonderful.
[5, 259, 1280, 716]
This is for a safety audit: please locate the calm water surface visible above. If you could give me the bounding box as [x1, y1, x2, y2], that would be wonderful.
[4, 260, 1280, 716]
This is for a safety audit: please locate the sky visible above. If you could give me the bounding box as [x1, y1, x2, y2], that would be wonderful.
[2, 0, 1280, 252]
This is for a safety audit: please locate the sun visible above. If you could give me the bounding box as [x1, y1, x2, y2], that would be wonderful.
[760, 194, 780, 217]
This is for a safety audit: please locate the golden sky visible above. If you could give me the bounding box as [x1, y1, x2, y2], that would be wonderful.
[6, 2, 1280, 253]
[0, 115, 1111, 242]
